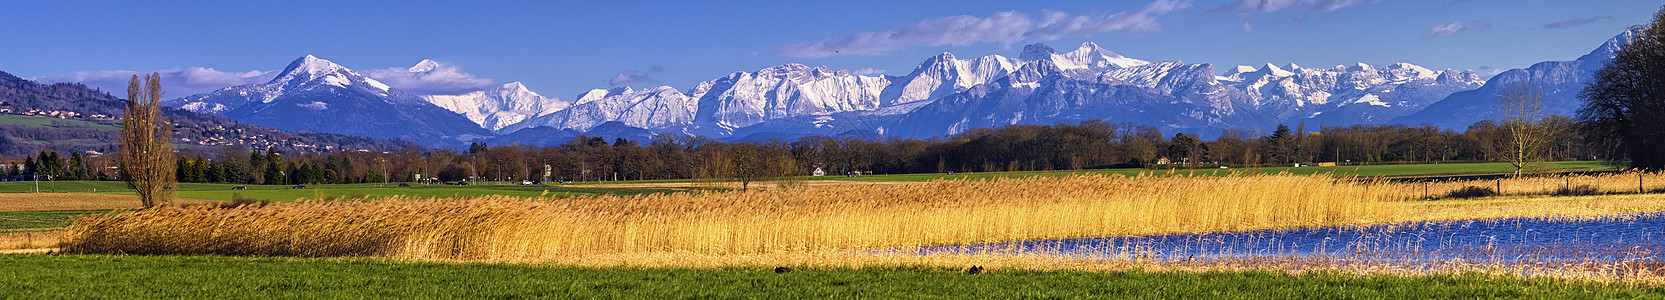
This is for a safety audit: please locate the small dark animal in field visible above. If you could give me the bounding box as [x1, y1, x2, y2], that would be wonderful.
[966, 266, 984, 275]
[398, 183, 410, 187]
[291, 185, 306, 189]
[774, 267, 791, 273]
[231, 186, 245, 190]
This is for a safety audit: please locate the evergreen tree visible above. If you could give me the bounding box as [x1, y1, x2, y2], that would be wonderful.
[23, 155, 35, 176]
[265, 152, 285, 185]
[68, 151, 89, 180]
[1265, 124, 1298, 164]
[340, 157, 355, 184]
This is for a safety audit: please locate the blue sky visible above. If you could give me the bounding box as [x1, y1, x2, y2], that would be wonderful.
[4, 0, 1658, 99]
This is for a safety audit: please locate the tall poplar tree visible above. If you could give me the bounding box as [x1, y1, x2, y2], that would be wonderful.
[120, 73, 175, 207]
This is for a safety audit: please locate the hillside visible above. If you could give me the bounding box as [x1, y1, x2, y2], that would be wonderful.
[0, 70, 420, 157]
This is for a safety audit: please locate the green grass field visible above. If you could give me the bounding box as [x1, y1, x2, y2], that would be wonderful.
[0, 180, 696, 202]
[0, 114, 119, 131]
[0, 161, 1617, 201]
[0, 255, 1657, 298]
[0, 210, 107, 232]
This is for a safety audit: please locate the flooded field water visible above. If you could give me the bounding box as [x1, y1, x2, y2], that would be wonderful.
[905, 213, 1665, 266]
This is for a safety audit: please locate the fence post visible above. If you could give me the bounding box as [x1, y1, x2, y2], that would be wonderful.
[1496, 179, 1502, 196]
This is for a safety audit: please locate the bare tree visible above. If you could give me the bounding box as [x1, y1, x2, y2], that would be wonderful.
[1581, 7, 1665, 170]
[1496, 83, 1557, 176]
[121, 73, 176, 207]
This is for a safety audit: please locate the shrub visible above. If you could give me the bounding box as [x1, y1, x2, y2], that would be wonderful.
[224, 192, 271, 208]
[1552, 185, 1599, 196]
[1446, 186, 1498, 199]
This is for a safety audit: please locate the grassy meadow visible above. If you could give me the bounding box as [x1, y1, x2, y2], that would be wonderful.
[5, 255, 1661, 299]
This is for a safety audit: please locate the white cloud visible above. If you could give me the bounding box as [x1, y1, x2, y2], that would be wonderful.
[1428, 19, 1490, 37]
[774, 0, 1189, 58]
[609, 66, 664, 86]
[30, 67, 277, 98]
[1474, 66, 1508, 79]
[852, 68, 886, 76]
[363, 60, 496, 96]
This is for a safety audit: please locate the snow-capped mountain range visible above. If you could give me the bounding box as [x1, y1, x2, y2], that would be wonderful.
[165, 31, 1629, 148]
[490, 41, 1481, 140]
[425, 81, 566, 132]
[168, 55, 490, 147]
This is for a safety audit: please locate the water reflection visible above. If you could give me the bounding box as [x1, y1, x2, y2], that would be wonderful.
[906, 213, 1665, 264]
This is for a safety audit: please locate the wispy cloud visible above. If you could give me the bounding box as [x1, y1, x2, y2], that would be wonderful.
[364, 60, 496, 95]
[1474, 65, 1508, 79]
[1211, 0, 1382, 15]
[30, 68, 276, 97]
[852, 68, 886, 76]
[1542, 16, 1611, 29]
[609, 66, 664, 86]
[774, 0, 1189, 59]
[1428, 19, 1490, 37]
[1211, 0, 1384, 31]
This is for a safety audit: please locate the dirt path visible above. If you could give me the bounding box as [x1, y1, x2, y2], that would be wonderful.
[0, 193, 223, 212]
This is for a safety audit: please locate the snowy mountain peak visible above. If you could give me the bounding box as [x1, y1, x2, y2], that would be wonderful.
[1585, 28, 1643, 61]
[926, 52, 958, 63]
[501, 81, 528, 92]
[1260, 63, 1293, 77]
[1348, 63, 1375, 72]
[1074, 42, 1116, 56]
[1385, 63, 1438, 80]
[1284, 63, 1302, 71]
[409, 59, 441, 72]
[1019, 43, 1057, 61]
[1060, 41, 1149, 70]
[275, 55, 347, 83]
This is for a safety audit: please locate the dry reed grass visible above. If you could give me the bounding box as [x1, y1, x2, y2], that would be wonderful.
[0, 232, 60, 251]
[59, 174, 1392, 260]
[1381, 171, 1665, 201]
[48, 173, 1665, 285]
[0, 193, 223, 212]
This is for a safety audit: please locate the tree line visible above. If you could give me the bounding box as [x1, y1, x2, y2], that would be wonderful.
[0, 116, 1605, 185]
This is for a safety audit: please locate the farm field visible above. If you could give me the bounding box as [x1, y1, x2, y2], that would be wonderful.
[5, 167, 1663, 296]
[0, 210, 105, 233]
[0, 161, 1616, 196]
[0, 114, 119, 131]
[0, 181, 696, 202]
[0, 255, 1660, 299]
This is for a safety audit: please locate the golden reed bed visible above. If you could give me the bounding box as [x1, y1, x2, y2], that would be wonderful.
[60, 174, 1391, 261]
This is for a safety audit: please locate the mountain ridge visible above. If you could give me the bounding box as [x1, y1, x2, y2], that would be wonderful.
[169, 55, 490, 147]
